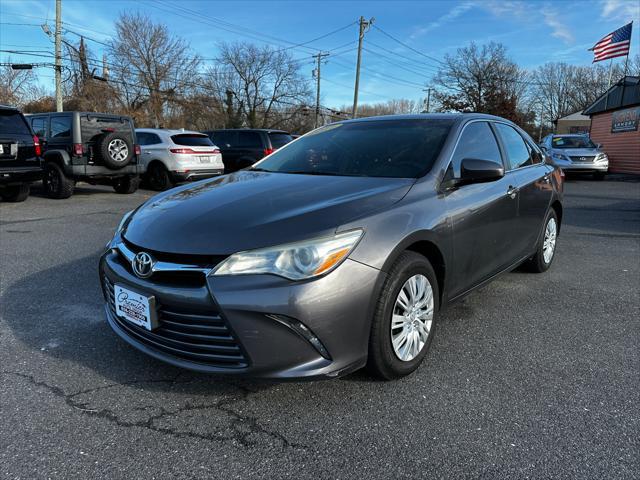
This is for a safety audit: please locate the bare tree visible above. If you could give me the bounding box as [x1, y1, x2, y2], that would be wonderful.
[0, 62, 41, 106]
[109, 12, 201, 127]
[433, 42, 529, 122]
[205, 42, 312, 128]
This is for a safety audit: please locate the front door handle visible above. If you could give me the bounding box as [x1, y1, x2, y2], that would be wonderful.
[507, 186, 518, 199]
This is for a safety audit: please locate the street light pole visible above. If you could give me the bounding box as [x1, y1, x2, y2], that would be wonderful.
[352, 16, 374, 119]
[55, 0, 63, 112]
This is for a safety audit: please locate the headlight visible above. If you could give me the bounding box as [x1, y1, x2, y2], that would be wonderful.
[211, 229, 363, 280]
[107, 210, 134, 247]
[595, 153, 608, 162]
[552, 152, 569, 161]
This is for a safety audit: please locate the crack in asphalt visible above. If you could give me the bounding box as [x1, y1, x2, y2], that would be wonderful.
[1, 370, 306, 452]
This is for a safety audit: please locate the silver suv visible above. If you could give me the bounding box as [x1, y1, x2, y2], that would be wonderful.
[540, 134, 608, 180]
[136, 128, 224, 190]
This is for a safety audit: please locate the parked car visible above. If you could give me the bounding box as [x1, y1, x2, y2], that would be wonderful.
[25, 111, 144, 198]
[100, 114, 563, 380]
[136, 128, 224, 191]
[203, 128, 293, 172]
[539, 134, 608, 180]
[0, 105, 43, 202]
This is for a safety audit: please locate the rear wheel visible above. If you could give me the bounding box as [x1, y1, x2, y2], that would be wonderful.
[0, 183, 30, 202]
[113, 175, 140, 194]
[43, 162, 74, 199]
[524, 209, 558, 273]
[146, 162, 173, 191]
[367, 251, 439, 380]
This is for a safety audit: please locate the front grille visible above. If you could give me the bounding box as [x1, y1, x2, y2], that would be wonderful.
[103, 276, 248, 368]
[570, 156, 595, 162]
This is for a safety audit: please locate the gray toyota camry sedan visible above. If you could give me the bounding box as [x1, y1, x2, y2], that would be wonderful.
[100, 114, 563, 380]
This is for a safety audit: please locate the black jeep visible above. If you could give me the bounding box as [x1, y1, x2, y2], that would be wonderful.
[0, 105, 43, 202]
[25, 111, 144, 198]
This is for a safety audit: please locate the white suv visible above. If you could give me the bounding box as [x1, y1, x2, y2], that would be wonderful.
[136, 128, 224, 190]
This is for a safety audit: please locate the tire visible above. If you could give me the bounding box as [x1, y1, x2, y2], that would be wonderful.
[113, 175, 140, 194]
[367, 251, 439, 380]
[97, 132, 133, 170]
[0, 183, 30, 202]
[43, 162, 74, 199]
[593, 171, 606, 181]
[146, 162, 173, 191]
[523, 209, 558, 273]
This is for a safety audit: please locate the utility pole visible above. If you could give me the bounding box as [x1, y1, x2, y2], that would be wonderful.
[423, 86, 432, 112]
[55, 0, 62, 112]
[313, 52, 329, 128]
[352, 16, 374, 119]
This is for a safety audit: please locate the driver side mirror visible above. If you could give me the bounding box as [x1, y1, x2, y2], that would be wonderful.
[459, 158, 504, 185]
[596, 143, 602, 149]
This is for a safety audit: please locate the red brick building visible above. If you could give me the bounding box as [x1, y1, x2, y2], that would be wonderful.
[583, 76, 640, 174]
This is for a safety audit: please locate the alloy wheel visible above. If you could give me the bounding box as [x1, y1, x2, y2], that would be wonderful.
[543, 217, 557, 264]
[391, 274, 434, 362]
[108, 139, 128, 162]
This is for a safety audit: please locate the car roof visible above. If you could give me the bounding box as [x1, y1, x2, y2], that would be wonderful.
[209, 128, 290, 134]
[0, 104, 20, 112]
[337, 113, 511, 125]
[136, 128, 207, 135]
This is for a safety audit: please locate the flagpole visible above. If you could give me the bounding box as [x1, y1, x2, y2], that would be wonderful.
[605, 58, 613, 110]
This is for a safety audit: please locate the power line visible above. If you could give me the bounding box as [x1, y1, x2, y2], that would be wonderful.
[372, 25, 446, 66]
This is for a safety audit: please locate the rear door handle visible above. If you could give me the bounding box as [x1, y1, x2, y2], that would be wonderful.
[507, 186, 518, 199]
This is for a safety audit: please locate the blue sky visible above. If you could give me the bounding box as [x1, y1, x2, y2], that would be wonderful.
[1, 0, 639, 107]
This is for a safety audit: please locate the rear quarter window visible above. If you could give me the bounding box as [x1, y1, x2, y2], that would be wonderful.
[0, 110, 31, 136]
[268, 132, 293, 148]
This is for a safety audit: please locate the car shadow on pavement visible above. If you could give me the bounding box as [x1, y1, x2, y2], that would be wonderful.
[1, 250, 278, 395]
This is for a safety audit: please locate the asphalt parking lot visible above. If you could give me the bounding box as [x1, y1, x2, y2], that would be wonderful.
[1, 177, 638, 479]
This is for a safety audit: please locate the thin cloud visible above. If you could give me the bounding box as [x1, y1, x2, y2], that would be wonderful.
[601, 0, 640, 22]
[542, 7, 574, 44]
[410, 2, 475, 39]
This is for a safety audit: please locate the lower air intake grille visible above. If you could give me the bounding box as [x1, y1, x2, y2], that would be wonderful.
[103, 276, 248, 368]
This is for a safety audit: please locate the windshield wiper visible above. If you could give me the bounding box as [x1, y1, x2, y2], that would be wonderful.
[248, 167, 273, 172]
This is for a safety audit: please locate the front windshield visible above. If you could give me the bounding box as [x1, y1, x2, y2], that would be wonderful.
[252, 119, 454, 178]
[552, 136, 596, 149]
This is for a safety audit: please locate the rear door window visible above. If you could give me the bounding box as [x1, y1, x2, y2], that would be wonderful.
[50, 116, 72, 138]
[170, 134, 213, 146]
[211, 131, 236, 147]
[237, 131, 262, 148]
[0, 110, 31, 136]
[494, 124, 533, 170]
[80, 116, 134, 143]
[268, 132, 293, 149]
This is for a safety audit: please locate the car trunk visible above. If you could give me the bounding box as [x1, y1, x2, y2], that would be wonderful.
[80, 114, 136, 164]
[0, 109, 36, 169]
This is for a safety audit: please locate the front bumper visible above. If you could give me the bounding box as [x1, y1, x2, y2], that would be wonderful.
[553, 159, 608, 173]
[99, 246, 383, 379]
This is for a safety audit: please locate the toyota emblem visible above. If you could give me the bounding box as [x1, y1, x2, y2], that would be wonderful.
[132, 252, 155, 278]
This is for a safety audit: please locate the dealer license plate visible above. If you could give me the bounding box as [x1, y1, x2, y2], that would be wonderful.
[114, 285, 157, 331]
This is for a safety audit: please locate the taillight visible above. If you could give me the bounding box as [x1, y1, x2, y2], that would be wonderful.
[33, 135, 41, 156]
[170, 148, 196, 154]
[212, 148, 221, 154]
[73, 143, 83, 156]
[134, 144, 141, 156]
[263, 148, 274, 157]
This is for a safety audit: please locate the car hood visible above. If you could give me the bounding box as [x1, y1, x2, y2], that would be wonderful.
[124, 171, 414, 255]
[552, 148, 601, 156]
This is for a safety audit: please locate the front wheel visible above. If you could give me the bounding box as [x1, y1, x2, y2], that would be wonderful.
[113, 175, 140, 194]
[367, 251, 439, 380]
[524, 209, 558, 273]
[0, 183, 30, 202]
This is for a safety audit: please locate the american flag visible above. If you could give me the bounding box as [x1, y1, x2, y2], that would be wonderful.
[590, 22, 633, 62]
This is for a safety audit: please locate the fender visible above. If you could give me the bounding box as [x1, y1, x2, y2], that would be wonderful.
[43, 149, 71, 166]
